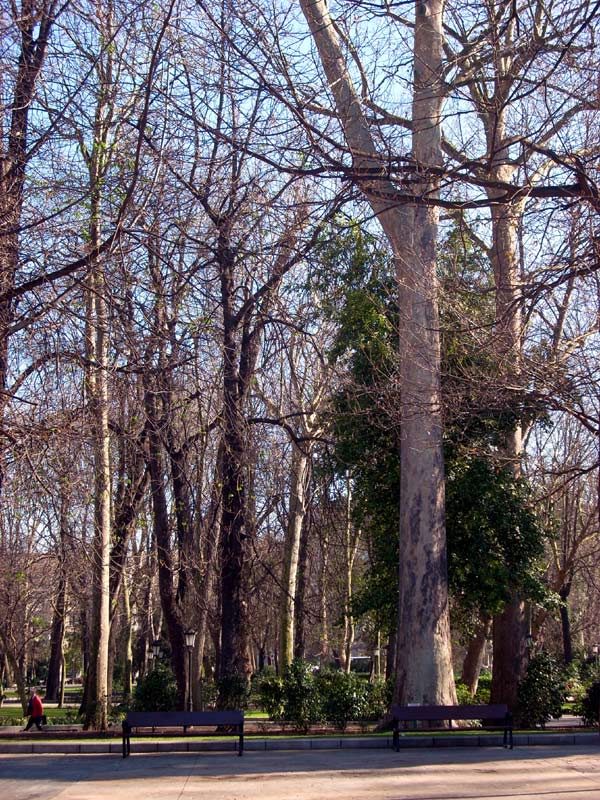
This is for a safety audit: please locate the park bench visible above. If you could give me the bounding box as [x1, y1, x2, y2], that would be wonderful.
[391, 704, 513, 750]
[121, 710, 244, 758]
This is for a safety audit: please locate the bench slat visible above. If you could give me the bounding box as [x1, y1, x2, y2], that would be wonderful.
[122, 710, 244, 759]
[391, 704, 508, 721]
[125, 711, 243, 727]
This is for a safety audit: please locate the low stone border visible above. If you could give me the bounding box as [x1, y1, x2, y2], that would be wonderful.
[0, 731, 597, 755]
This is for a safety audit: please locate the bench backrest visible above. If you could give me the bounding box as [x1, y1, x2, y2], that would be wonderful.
[391, 704, 509, 721]
[125, 711, 243, 728]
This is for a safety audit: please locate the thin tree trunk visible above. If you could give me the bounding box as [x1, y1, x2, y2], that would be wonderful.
[559, 582, 573, 664]
[83, 170, 112, 731]
[293, 516, 310, 662]
[373, 630, 382, 681]
[386, 631, 397, 682]
[319, 525, 330, 669]
[461, 617, 492, 696]
[85, 244, 112, 731]
[279, 445, 310, 670]
[46, 492, 68, 702]
[3, 645, 27, 714]
[45, 574, 66, 703]
[59, 650, 66, 708]
[122, 574, 133, 700]
[194, 443, 224, 706]
[195, 509, 221, 699]
[82, 1, 117, 730]
[79, 607, 90, 713]
[342, 477, 360, 674]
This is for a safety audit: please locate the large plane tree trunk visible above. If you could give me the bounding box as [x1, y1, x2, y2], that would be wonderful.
[300, 0, 456, 704]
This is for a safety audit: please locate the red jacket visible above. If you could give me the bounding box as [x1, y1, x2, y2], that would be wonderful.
[29, 694, 43, 717]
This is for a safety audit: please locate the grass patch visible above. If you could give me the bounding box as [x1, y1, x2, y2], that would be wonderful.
[0, 706, 84, 726]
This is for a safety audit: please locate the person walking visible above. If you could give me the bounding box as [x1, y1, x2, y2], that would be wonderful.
[23, 688, 44, 732]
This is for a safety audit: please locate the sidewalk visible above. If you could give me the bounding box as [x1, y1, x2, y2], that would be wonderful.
[1, 744, 600, 800]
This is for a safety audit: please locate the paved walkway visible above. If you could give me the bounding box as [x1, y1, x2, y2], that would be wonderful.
[1, 745, 600, 800]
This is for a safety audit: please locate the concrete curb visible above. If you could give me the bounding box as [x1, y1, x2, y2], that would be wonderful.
[0, 732, 598, 755]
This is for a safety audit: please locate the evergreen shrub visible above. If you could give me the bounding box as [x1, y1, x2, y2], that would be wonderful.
[216, 673, 250, 709]
[455, 681, 472, 704]
[516, 652, 565, 728]
[259, 661, 395, 729]
[578, 681, 600, 727]
[576, 655, 600, 688]
[475, 672, 492, 703]
[364, 677, 393, 719]
[133, 662, 178, 712]
[257, 672, 284, 720]
[455, 672, 492, 705]
[279, 660, 321, 732]
[315, 670, 367, 729]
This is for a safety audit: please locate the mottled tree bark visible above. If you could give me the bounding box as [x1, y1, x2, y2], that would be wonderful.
[300, 0, 455, 704]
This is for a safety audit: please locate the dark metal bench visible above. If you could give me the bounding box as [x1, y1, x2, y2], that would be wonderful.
[122, 710, 244, 758]
[391, 703, 513, 750]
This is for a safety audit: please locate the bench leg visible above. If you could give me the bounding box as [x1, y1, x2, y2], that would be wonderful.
[122, 722, 130, 758]
[504, 714, 513, 749]
[239, 728, 244, 756]
[392, 722, 399, 753]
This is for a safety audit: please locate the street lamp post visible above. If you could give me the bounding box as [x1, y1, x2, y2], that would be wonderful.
[184, 629, 196, 712]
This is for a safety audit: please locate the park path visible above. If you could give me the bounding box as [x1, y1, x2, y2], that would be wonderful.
[1, 745, 600, 800]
